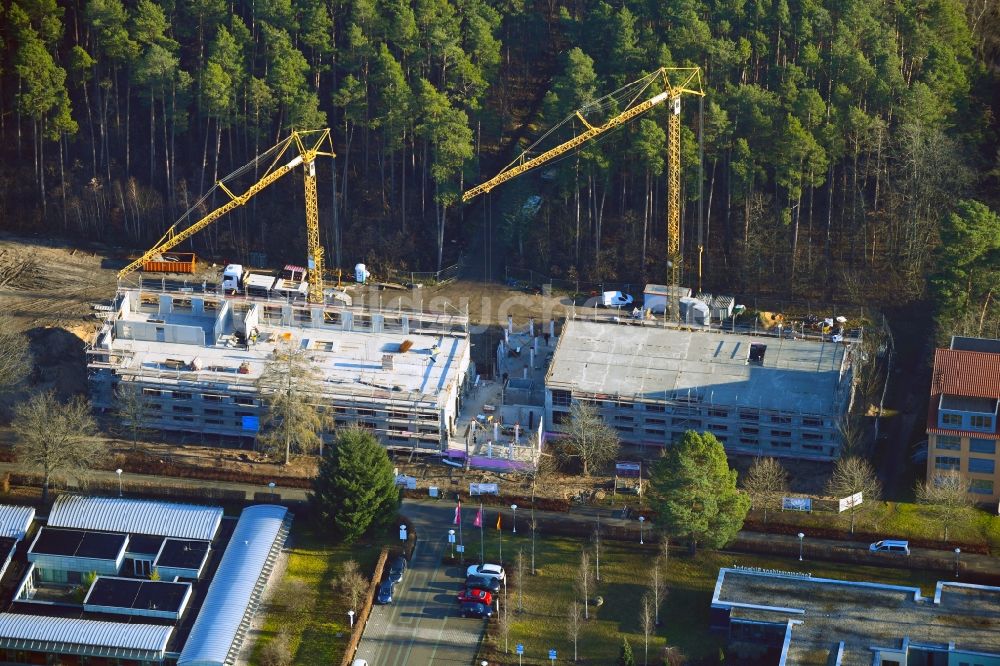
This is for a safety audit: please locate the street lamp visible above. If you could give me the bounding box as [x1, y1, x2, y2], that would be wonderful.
[347, 610, 355, 628]
[638, 516, 645, 544]
[511, 504, 518, 533]
[115, 469, 123, 497]
[798, 532, 805, 561]
[954, 548, 961, 578]
[448, 529, 456, 558]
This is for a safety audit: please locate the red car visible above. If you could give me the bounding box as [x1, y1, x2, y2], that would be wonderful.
[457, 587, 493, 606]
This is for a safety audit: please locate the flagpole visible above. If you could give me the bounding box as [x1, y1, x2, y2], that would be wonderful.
[499, 513, 503, 564]
[480, 501, 485, 564]
[458, 500, 464, 563]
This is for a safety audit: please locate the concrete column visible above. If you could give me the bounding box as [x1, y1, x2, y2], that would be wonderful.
[192, 298, 204, 316]
[549, 319, 555, 340]
[507, 315, 513, 333]
[493, 422, 499, 442]
[514, 423, 520, 444]
[523, 366, 528, 379]
[373, 313, 384, 333]
[311, 307, 323, 327]
[533, 336, 539, 354]
[342, 310, 354, 331]
[402, 315, 410, 334]
[281, 305, 293, 326]
[504, 328, 509, 344]
[529, 348, 535, 369]
[487, 441, 493, 458]
[529, 318, 535, 336]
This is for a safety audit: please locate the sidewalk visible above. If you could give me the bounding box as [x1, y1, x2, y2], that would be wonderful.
[4, 463, 995, 576]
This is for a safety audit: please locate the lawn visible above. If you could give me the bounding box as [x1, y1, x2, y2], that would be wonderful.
[476, 530, 943, 665]
[249, 522, 393, 666]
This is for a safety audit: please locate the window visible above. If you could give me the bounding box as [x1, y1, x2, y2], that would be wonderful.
[936, 436, 961, 451]
[645, 418, 666, 425]
[710, 424, 728, 432]
[235, 411, 254, 418]
[203, 394, 224, 402]
[771, 441, 792, 448]
[618, 426, 634, 433]
[802, 444, 823, 451]
[970, 479, 994, 495]
[739, 409, 758, 421]
[970, 438, 996, 454]
[619, 402, 634, 409]
[770, 415, 792, 424]
[645, 404, 665, 413]
[142, 388, 162, 397]
[616, 414, 634, 422]
[172, 405, 193, 413]
[802, 432, 823, 441]
[172, 391, 192, 400]
[205, 418, 223, 425]
[941, 412, 962, 426]
[771, 430, 791, 438]
[970, 415, 993, 430]
[739, 437, 757, 446]
[646, 428, 665, 436]
[740, 427, 759, 436]
[173, 415, 195, 422]
[672, 417, 701, 427]
[552, 390, 571, 407]
[708, 408, 728, 418]
[357, 408, 374, 417]
[802, 417, 823, 427]
[234, 396, 256, 406]
[968, 458, 996, 474]
[715, 436, 728, 444]
[205, 408, 223, 416]
[935, 456, 961, 471]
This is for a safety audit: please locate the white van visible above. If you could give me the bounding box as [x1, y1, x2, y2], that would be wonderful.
[869, 540, 910, 555]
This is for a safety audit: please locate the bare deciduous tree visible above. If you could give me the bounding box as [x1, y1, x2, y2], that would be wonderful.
[640, 593, 655, 666]
[336, 559, 369, 614]
[258, 630, 292, 666]
[0, 315, 31, 392]
[827, 456, 882, 534]
[741, 457, 788, 523]
[660, 535, 670, 566]
[592, 519, 602, 582]
[559, 401, 620, 475]
[115, 383, 152, 450]
[516, 548, 525, 612]
[257, 339, 330, 464]
[576, 549, 592, 619]
[497, 590, 512, 653]
[648, 556, 667, 626]
[13, 391, 102, 503]
[567, 600, 582, 662]
[915, 470, 974, 542]
[530, 515, 538, 575]
[284, 579, 311, 614]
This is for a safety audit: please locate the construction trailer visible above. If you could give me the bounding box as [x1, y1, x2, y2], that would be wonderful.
[88, 288, 473, 452]
[545, 320, 856, 461]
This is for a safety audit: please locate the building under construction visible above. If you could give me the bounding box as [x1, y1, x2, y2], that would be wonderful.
[88, 287, 473, 451]
[545, 320, 856, 460]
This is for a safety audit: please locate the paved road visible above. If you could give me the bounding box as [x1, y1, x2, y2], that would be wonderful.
[353, 502, 487, 665]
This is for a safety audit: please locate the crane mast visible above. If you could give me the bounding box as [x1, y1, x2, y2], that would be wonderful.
[119, 129, 335, 305]
[463, 68, 703, 311]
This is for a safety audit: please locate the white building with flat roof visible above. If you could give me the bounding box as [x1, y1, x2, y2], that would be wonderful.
[545, 320, 855, 459]
[89, 289, 473, 452]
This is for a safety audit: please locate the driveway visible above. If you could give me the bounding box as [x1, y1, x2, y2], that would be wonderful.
[352, 502, 487, 665]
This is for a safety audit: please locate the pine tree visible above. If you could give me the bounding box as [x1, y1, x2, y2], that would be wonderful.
[619, 636, 636, 666]
[309, 427, 401, 543]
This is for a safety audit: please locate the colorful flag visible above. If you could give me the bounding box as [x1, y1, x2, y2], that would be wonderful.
[473, 508, 482, 527]
[453, 501, 461, 525]
[496, 513, 502, 530]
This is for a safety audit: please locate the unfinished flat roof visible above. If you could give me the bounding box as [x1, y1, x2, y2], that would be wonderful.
[113, 311, 468, 407]
[547, 321, 847, 415]
[29, 528, 127, 560]
[713, 568, 1000, 665]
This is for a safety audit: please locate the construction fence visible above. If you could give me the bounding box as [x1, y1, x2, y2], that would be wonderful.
[388, 256, 465, 287]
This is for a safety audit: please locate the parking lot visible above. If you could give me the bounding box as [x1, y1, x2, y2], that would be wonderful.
[353, 504, 487, 665]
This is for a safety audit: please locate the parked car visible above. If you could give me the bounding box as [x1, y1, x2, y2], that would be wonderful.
[460, 601, 493, 619]
[457, 587, 493, 606]
[466, 563, 505, 582]
[388, 556, 407, 583]
[352, 660, 369, 666]
[870, 540, 910, 555]
[377, 580, 396, 604]
[465, 574, 501, 593]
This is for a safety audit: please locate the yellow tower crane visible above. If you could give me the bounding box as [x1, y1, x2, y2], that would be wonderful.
[118, 129, 336, 304]
[463, 67, 703, 310]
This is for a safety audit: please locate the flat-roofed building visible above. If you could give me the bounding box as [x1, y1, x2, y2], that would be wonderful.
[545, 320, 855, 459]
[710, 567, 1000, 665]
[88, 289, 472, 451]
[0, 497, 290, 666]
[926, 336, 1000, 503]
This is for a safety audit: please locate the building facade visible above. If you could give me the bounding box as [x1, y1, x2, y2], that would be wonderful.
[89, 289, 473, 452]
[925, 336, 1000, 503]
[545, 320, 855, 460]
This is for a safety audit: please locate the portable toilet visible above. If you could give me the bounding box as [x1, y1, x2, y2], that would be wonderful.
[355, 263, 370, 284]
[643, 284, 670, 314]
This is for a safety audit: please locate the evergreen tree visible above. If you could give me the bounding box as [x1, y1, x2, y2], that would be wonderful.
[309, 427, 401, 543]
[619, 636, 636, 666]
[648, 431, 750, 553]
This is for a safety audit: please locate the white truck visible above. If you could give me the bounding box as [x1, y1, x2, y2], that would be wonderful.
[222, 264, 276, 297]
